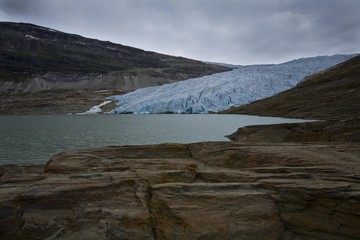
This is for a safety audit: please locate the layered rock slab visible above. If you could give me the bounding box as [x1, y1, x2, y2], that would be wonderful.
[151, 182, 281, 240]
[1, 142, 360, 239]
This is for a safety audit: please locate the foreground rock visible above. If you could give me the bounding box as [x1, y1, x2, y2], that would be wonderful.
[1, 142, 360, 239]
[227, 118, 360, 143]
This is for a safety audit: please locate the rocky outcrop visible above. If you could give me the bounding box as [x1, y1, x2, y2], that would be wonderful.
[227, 118, 360, 143]
[1, 142, 359, 239]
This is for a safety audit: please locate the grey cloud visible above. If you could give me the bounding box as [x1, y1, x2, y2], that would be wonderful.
[0, 0, 40, 15]
[0, 0, 359, 64]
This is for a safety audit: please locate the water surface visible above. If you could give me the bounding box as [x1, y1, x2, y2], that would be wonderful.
[0, 114, 310, 164]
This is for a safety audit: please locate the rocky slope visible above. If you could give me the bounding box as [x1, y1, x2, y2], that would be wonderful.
[0, 22, 228, 93]
[0, 89, 120, 115]
[1, 142, 360, 239]
[222, 55, 360, 121]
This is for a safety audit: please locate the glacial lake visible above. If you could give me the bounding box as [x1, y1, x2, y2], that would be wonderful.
[0, 114, 311, 165]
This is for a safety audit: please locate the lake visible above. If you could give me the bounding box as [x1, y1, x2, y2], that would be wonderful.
[0, 114, 310, 164]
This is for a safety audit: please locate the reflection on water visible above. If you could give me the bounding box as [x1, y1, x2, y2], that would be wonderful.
[0, 114, 310, 164]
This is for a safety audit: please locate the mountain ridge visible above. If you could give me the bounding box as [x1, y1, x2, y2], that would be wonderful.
[0, 21, 229, 93]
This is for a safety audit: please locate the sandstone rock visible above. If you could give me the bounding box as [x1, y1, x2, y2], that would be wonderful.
[151, 182, 282, 240]
[1, 142, 360, 239]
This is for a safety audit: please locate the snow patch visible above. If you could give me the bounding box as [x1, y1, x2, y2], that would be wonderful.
[76, 41, 88, 46]
[76, 100, 112, 115]
[36, 26, 58, 32]
[25, 35, 40, 40]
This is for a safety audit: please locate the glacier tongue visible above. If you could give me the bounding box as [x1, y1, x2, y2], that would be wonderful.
[109, 54, 357, 114]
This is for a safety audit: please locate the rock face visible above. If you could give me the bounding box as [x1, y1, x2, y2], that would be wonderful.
[0, 22, 229, 93]
[1, 142, 360, 239]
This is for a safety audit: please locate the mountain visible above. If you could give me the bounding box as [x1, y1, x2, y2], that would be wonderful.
[223, 55, 360, 120]
[108, 54, 357, 114]
[0, 22, 229, 93]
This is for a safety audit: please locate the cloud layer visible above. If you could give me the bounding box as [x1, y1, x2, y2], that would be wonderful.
[1, 0, 359, 64]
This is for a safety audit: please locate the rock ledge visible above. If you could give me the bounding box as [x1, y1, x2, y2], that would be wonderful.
[1, 142, 360, 239]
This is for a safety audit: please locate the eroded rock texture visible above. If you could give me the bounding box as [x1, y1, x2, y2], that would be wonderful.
[1, 142, 360, 239]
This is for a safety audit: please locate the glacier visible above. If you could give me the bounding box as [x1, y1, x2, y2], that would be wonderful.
[108, 54, 357, 114]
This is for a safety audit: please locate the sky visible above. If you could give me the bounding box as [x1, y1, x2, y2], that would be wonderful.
[1, 0, 359, 65]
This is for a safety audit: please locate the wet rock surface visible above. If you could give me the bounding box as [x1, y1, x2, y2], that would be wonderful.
[1, 142, 360, 239]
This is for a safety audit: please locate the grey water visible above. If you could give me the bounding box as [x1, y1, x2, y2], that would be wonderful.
[0, 114, 311, 164]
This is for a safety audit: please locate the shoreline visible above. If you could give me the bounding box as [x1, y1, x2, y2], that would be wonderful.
[0, 114, 317, 166]
[1, 118, 359, 239]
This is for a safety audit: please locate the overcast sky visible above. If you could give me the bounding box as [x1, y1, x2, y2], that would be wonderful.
[1, 0, 359, 65]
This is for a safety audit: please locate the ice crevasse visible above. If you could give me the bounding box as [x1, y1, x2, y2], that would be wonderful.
[108, 54, 357, 114]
